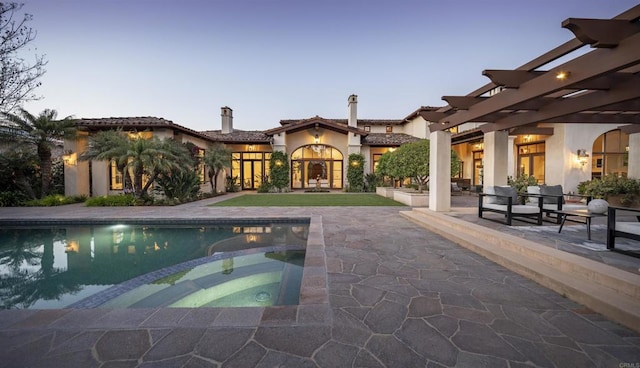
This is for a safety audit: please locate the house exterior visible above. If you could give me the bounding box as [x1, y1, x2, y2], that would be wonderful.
[63, 92, 638, 200]
[63, 95, 424, 196]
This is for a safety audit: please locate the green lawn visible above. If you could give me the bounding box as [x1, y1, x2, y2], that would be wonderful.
[210, 193, 405, 207]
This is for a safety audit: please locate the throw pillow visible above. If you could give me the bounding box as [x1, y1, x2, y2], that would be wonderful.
[494, 186, 517, 205]
[527, 186, 540, 205]
[540, 185, 565, 204]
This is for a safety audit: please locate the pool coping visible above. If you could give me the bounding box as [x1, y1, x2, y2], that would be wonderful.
[0, 215, 332, 329]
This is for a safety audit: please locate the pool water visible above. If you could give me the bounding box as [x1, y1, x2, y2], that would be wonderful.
[0, 222, 308, 309]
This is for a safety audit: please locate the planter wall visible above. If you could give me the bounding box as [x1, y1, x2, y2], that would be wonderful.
[393, 191, 428, 207]
[376, 187, 396, 198]
[606, 194, 640, 209]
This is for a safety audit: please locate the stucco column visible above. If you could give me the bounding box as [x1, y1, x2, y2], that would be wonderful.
[507, 136, 516, 179]
[429, 130, 451, 212]
[64, 133, 90, 197]
[628, 132, 640, 179]
[483, 130, 509, 187]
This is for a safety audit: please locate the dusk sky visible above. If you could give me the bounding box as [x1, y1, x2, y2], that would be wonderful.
[21, 0, 638, 132]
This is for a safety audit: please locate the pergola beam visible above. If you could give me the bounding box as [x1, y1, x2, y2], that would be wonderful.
[509, 127, 554, 136]
[442, 96, 487, 110]
[481, 76, 640, 132]
[546, 112, 640, 124]
[419, 111, 452, 122]
[482, 70, 545, 88]
[431, 30, 640, 131]
[620, 124, 640, 134]
[562, 18, 640, 48]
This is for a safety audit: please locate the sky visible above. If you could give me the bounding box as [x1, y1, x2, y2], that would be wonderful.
[19, 0, 639, 132]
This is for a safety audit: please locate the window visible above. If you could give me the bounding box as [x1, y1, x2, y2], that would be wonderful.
[364, 126, 371, 132]
[110, 160, 123, 190]
[195, 148, 205, 183]
[591, 129, 629, 179]
[386, 126, 393, 133]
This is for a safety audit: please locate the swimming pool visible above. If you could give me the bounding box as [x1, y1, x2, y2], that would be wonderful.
[0, 220, 309, 309]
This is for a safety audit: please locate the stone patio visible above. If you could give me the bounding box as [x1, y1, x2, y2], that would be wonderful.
[0, 194, 639, 367]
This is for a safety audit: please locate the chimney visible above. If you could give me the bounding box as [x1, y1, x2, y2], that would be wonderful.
[348, 94, 357, 128]
[221, 106, 233, 134]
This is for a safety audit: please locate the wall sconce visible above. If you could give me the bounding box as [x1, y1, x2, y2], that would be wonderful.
[388, 147, 396, 152]
[577, 149, 589, 167]
[314, 133, 320, 144]
[350, 160, 360, 167]
[62, 151, 77, 166]
[274, 159, 283, 167]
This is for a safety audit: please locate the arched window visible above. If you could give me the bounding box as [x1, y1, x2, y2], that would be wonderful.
[591, 129, 629, 179]
[290, 144, 344, 189]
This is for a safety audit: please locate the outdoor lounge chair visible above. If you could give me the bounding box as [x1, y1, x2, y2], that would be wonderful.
[479, 186, 543, 226]
[607, 206, 640, 258]
[527, 185, 592, 224]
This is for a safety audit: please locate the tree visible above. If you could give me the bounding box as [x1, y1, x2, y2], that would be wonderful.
[80, 129, 132, 190]
[203, 143, 232, 193]
[380, 139, 461, 193]
[0, 108, 75, 197]
[0, 3, 47, 113]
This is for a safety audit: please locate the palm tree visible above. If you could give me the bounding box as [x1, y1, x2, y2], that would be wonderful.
[80, 129, 132, 191]
[81, 130, 193, 198]
[203, 143, 232, 193]
[0, 108, 76, 197]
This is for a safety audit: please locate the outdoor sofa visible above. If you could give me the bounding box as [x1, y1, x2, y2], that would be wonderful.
[479, 186, 543, 226]
[607, 206, 640, 258]
[526, 185, 592, 223]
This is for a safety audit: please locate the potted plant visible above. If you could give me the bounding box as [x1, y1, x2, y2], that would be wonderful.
[578, 174, 640, 208]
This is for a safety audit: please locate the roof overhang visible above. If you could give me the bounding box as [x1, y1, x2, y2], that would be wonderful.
[265, 117, 367, 136]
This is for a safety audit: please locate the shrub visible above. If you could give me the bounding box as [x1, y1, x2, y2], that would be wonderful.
[364, 173, 380, 192]
[269, 151, 290, 191]
[578, 174, 640, 205]
[154, 169, 200, 202]
[346, 153, 365, 192]
[0, 191, 29, 207]
[225, 175, 240, 192]
[85, 194, 136, 207]
[508, 174, 537, 194]
[24, 194, 86, 206]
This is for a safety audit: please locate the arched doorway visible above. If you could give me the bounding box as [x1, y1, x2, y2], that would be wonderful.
[290, 144, 343, 189]
[591, 129, 629, 179]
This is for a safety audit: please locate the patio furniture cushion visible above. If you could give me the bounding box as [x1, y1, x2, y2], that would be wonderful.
[483, 203, 540, 214]
[484, 186, 497, 204]
[540, 185, 565, 204]
[617, 222, 640, 236]
[494, 186, 517, 205]
[542, 203, 587, 212]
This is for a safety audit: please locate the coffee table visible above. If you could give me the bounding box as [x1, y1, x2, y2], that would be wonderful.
[557, 209, 607, 240]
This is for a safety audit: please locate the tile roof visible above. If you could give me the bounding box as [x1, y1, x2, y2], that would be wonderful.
[75, 117, 214, 141]
[279, 118, 404, 126]
[362, 133, 421, 146]
[201, 130, 271, 143]
[265, 116, 367, 136]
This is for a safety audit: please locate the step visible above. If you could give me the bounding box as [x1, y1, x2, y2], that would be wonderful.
[400, 208, 640, 334]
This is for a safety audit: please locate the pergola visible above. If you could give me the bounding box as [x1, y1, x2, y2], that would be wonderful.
[422, 5, 640, 211]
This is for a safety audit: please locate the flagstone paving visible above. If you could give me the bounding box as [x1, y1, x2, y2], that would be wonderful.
[0, 194, 639, 367]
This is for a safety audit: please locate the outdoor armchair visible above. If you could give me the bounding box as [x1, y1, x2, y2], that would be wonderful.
[607, 206, 640, 258]
[527, 185, 592, 224]
[479, 186, 543, 226]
